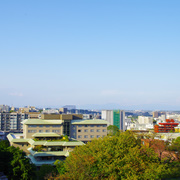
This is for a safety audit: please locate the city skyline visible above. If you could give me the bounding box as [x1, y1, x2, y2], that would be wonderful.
[1, 1, 180, 109]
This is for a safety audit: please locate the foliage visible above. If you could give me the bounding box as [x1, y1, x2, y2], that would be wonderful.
[131, 116, 138, 122]
[34, 135, 69, 142]
[9, 110, 16, 113]
[0, 140, 36, 180]
[52, 131, 174, 180]
[107, 125, 119, 136]
[147, 139, 170, 161]
[38, 164, 56, 180]
[33, 145, 44, 152]
[39, 109, 43, 113]
[54, 160, 67, 175]
[153, 119, 157, 124]
[168, 137, 180, 160]
[61, 135, 69, 142]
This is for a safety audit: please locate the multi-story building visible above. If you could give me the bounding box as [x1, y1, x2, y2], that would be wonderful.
[7, 132, 84, 166]
[154, 119, 179, 133]
[71, 119, 108, 143]
[0, 105, 10, 112]
[138, 116, 153, 124]
[83, 114, 93, 119]
[153, 111, 159, 118]
[59, 108, 68, 114]
[63, 105, 76, 110]
[101, 110, 125, 131]
[0, 112, 28, 131]
[28, 112, 41, 119]
[7, 115, 108, 166]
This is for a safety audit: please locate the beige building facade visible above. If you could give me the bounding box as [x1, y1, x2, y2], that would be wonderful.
[71, 119, 108, 142]
[23, 119, 64, 139]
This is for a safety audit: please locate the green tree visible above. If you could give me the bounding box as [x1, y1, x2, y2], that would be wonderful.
[0, 140, 36, 180]
[52, 131, 173, 180]
[168, 137, 180, 161]
[38, 164, 56, 180]
[54, 160, 66, 175]
[107, 125, 119, 136]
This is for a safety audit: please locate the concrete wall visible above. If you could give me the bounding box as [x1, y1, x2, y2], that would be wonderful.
[71, 124, 107, 142]
[24, 124, 63, 139]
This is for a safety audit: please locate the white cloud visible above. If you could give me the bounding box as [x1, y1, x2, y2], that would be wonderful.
[9, 92, 24, 97]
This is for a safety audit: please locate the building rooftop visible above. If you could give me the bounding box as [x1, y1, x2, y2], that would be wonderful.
[22, 119, 63, 125]
[7, 133, 85, 146]
[28, 155, 55, 166]
[71, 119, 108, 125]
[33, 151, 69, 157]
[7, 133, 30, 143]
[32, 133, 61, 137]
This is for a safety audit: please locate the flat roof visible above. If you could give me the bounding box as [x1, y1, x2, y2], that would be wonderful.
[43, 141, 65, 146]
[28, 155, 55, 166]
[43, 141, 84, 146]
[71, 119, 108, 125]
[31, 141, 47, 146]
[33, 151, 69, 157]
[7, 133, 30, 143]
[64, 141, 84, 146]
[22, 119, 63, 125]
[32, 133, 61, 137]
[8, 133, 85, 146]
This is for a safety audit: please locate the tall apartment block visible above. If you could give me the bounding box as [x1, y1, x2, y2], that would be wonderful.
[101, 110, 125, 131]
[0, 112, 28, 131]
[0, 105, 10, 112]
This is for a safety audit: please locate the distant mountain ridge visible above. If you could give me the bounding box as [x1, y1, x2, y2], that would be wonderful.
[78, 103, 180, 111]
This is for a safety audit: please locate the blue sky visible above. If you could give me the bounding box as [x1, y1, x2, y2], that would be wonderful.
[0, 1, 180, 110]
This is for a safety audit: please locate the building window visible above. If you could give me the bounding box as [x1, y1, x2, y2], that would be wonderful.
[46, 125, 50, 127]
[46, 130, 50, 132]
[63, 121, 70, 136]
[91, 125, 94, 127]
[103, 125, 106, 127]
[52, 130, 60, 133]
[84, 129, 88, 132]
[97, 129, 100, 132]
[103, 129, 106, 132]
[97, 125, 100, 127]
[39, 130, 43, 133]
[90, 129, 94, 132]
[78, 125, 82, 127]
[52, 125, 61, 127]
[78, 130, 81, 132]
[78, 135, 82, 138]
[28, 130, 37, 133]
[29, 125, 37, 128]
[84, 135, 88, 138]
[39, 125, 43, 128]
[90, 135, 94, 138]
[84, 125, 88, 127]
[97, 135, 100, 138]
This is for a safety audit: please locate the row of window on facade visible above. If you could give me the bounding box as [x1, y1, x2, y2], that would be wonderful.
[77, 129, 106, 132]
[74, 125, 106, 128]
[28, 125, 61, 128]
[78, 135, 104, 138]
[28, 130, 60, 133]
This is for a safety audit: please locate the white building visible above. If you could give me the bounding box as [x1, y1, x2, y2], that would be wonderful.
[102, 110, 125, 131]
[138, 116, 153, 124]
